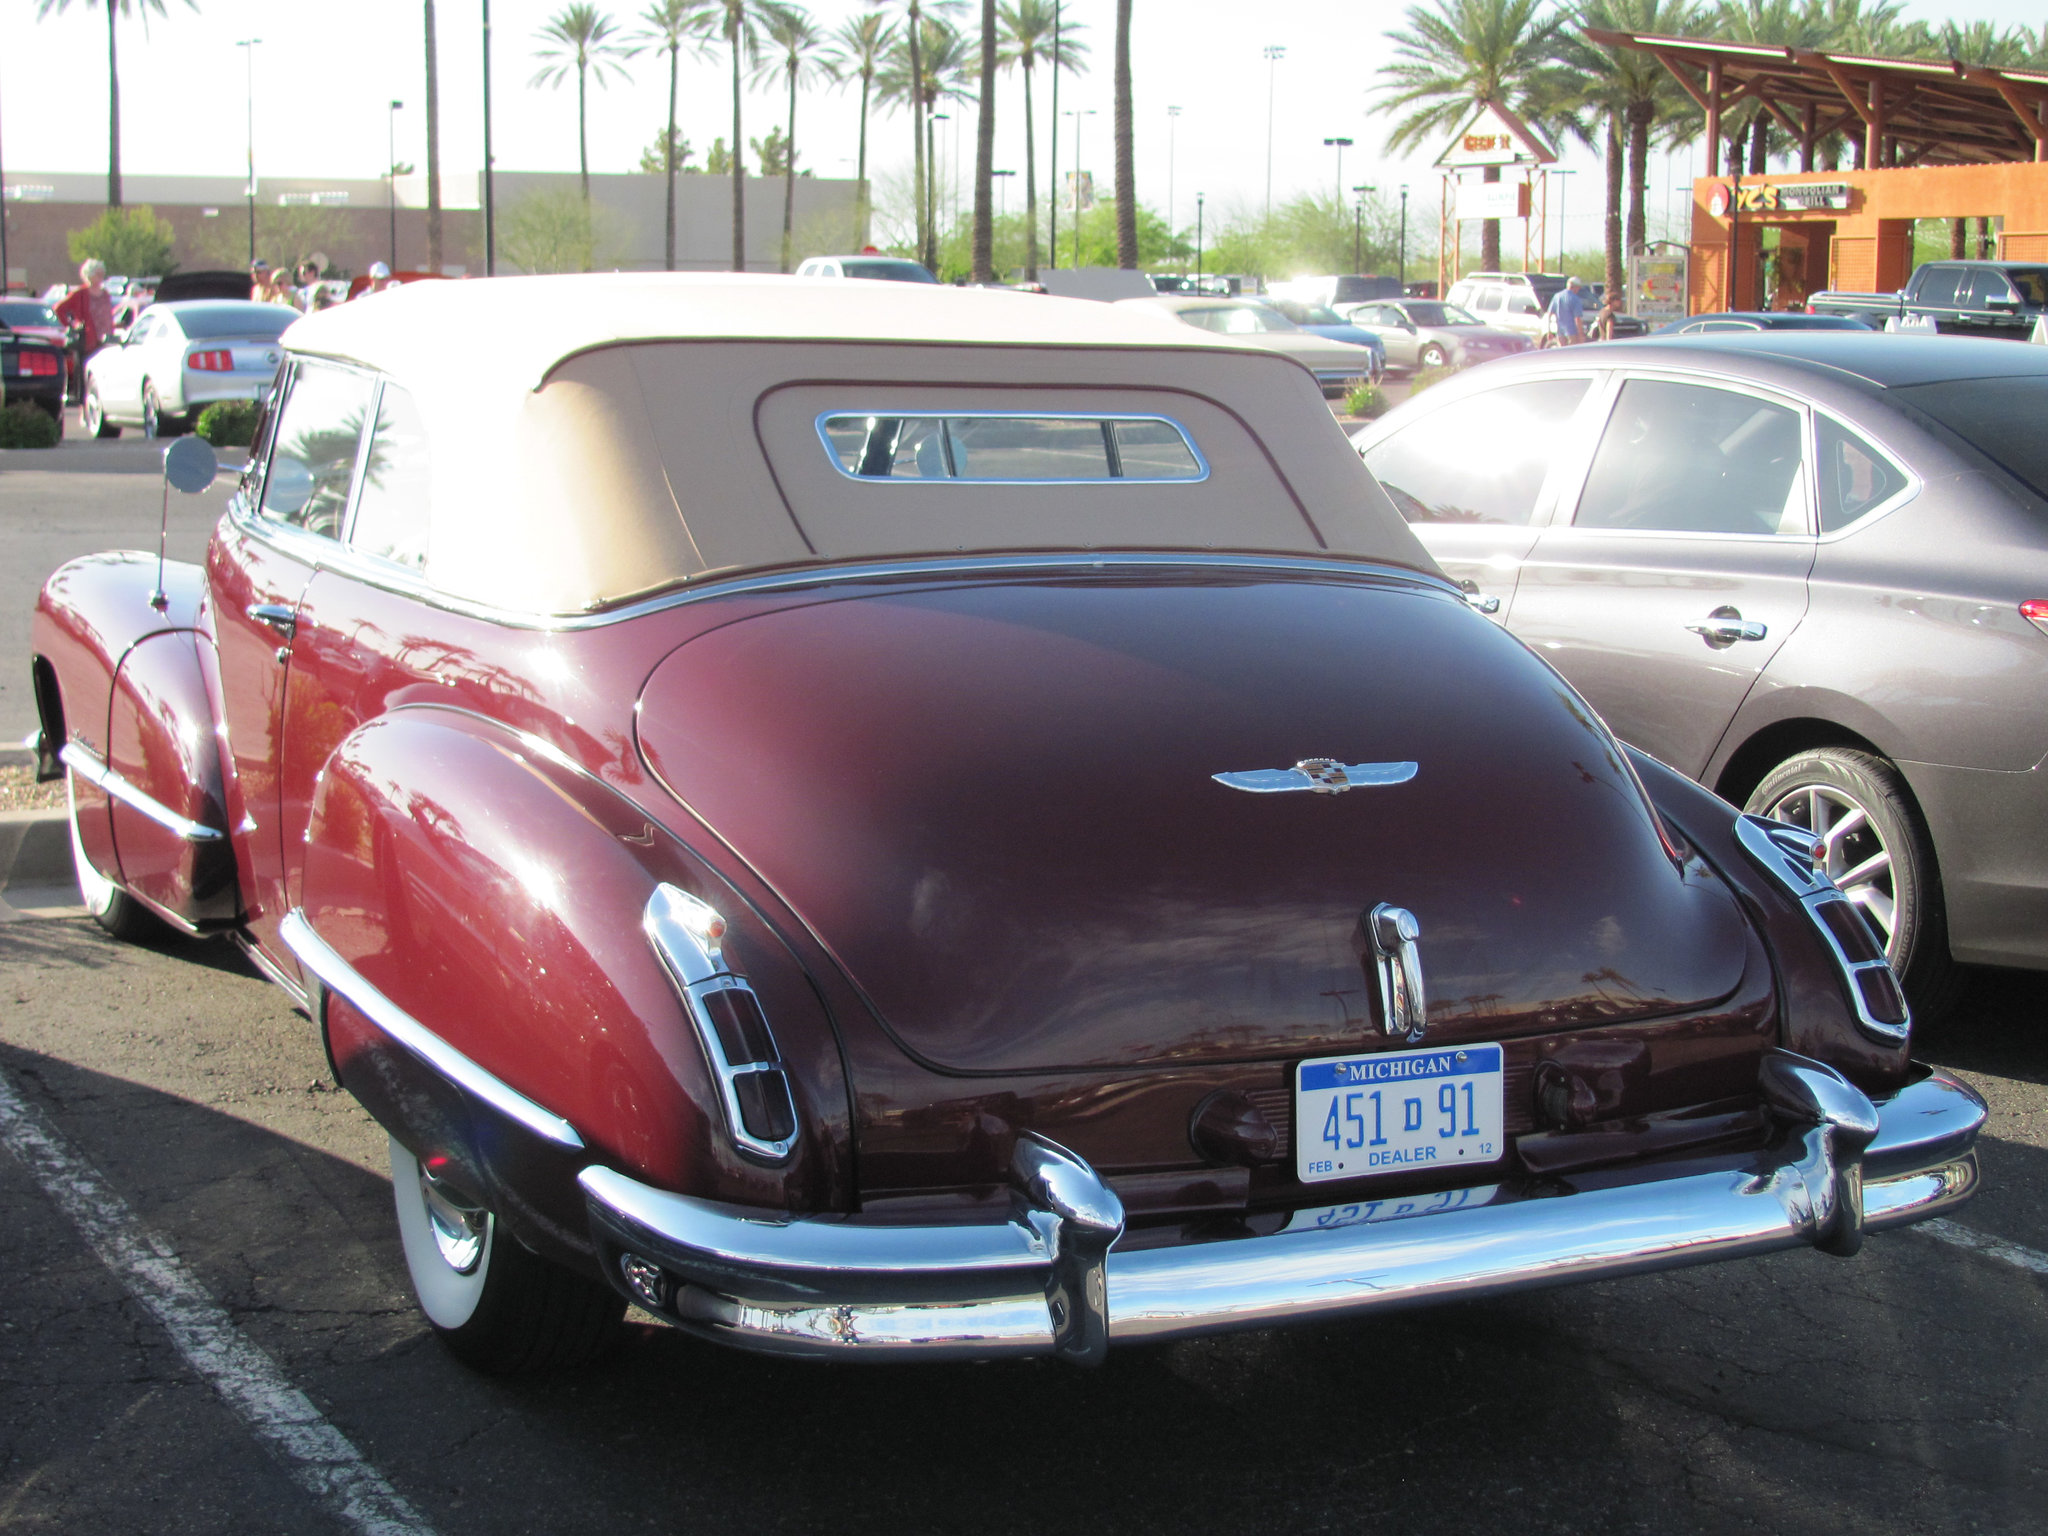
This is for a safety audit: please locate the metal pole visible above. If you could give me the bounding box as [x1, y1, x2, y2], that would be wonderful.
[1196, 192, 1204, 281]
[1351, 184, 1371, 274]
[482, 0, 495, 276]
[1398, 185, 1408, 288]
[388, 100, 403, 270]
[1, 63, 11, 293]
[1166, 105, 1180, 259]
[1262, 46, 1284, 222]
[238, 39, 260, 267]
[1323, 136, 1352, 207]
[1048, 0, 1060, 269]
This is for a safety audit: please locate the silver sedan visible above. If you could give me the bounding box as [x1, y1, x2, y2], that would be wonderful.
[1339, 299, 1530, 375]
[82, 300, 296, 438]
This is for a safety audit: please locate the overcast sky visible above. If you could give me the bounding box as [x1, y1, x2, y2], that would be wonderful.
[3, 0, 2032, 256]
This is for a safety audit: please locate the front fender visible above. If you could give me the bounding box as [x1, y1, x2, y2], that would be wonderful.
[297, 705, 852, 1270]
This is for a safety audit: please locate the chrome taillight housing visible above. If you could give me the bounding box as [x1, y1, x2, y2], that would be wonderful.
[1735, 815, 1909, 1044]
[642, 884, 799, 1162]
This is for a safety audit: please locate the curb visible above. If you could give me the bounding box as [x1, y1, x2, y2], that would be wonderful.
[1, 809, 73, 890]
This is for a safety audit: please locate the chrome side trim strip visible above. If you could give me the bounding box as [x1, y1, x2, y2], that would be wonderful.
[233, 932, 309, 1013]
[60, 742, 225, 843]
[576, 1064, 1977, 1364]
[278, 910, 585, 1150]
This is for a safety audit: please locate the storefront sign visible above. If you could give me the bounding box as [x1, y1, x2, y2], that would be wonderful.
[1712, 180, 1853, 216]
[1629, 243, 1690, 320]
[1455, 180, 1532, 221]
[1435, 102, 1557, 168]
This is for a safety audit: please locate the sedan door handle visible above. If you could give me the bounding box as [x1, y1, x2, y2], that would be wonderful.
[1685, 614, 1768, 643]
[246, 603, 297, 638]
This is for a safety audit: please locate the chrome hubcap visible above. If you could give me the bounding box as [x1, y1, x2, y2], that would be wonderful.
[1765, 783, 1897, 955]
[418, 1165, 488, 1275]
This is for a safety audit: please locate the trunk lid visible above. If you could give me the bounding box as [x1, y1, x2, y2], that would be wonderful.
[637, 571, 1751, 1075]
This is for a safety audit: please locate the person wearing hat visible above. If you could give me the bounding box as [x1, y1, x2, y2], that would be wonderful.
[1547, 275, 1588, 346]
[249, 258, 272, 301]
[356, 261, 395, 299]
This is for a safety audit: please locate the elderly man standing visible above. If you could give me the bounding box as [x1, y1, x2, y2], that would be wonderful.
[52, 258, 115, 401]
[1546, 275, 1588, 346]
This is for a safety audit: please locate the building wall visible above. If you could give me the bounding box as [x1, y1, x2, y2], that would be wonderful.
[1687, 161, 2048, 311]
[3, 169, 863, 295]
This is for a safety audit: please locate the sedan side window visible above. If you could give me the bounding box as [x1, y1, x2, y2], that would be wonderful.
[258, 361, 374, 540]
[348, 382, 432, 571]
[1913, 266, 1961, 308]
[1575, 379, 1807, 537]
[1361, 377, 1591, 525]
[1815, 416, 1908, 532]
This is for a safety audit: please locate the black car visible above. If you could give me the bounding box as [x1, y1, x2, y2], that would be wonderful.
[1351, 332, 2048, 1015]
[1656, 311, 1877, 335]
[0, 320, 67, 432]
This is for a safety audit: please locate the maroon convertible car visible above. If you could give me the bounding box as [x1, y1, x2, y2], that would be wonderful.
[29, 276, 1983, 1373]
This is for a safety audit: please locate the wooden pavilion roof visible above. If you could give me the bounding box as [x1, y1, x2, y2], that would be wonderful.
[1584, 28, 2048, 166]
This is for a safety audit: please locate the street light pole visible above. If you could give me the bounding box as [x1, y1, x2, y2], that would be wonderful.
[237, 38, 261, 267]
[993, 167, 1014, 219]
[1323, 136, 1353, 206]
[1352, 183, 1373, 274]
[1064, 108, 1095, 268]
[481, 0, 495, 276]
[1398, 184, 1409, 289]
[1551, 166, 1576, 272]
[388, 99, 404, 270]
[1166, 105, 1181, 259]
[1196, 191, 1204, 283]
[1048, 0, 1061, 269]
[1262, 46, 1285, 223]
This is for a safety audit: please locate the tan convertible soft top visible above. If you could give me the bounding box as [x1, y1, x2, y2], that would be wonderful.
[282, 274, 1432, 614]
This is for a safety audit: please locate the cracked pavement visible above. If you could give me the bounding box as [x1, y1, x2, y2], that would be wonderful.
[0, 913, 2043, 1535]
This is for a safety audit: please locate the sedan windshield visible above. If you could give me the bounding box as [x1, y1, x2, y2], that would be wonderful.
[0, 301, 62, 329]
[1403, 302, 1480, 327]
[171, 303, 297, 339]
[842, 260, 937, 283]
[1894, 375, 2048, 500]
[1179, 304, 1298, 335]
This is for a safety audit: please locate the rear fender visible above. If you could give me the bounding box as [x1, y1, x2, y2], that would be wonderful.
[298, 706, 851, 1271]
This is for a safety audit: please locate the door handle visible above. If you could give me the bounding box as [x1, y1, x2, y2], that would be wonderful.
[1685, 614, 1768, 643]
[246, 602, 296, 637]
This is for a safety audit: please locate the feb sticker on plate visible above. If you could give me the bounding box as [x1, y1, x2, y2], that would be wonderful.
[1294, 1044, 1505, 1185]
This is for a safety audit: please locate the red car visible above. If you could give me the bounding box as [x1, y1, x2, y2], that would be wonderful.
[28, 276, 1985, 1373]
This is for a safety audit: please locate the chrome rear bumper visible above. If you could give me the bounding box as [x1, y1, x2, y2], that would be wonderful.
[579, 1053, 1984, 1365]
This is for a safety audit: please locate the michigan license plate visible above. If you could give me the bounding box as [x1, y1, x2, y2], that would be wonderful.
[1295, 1044, 1505, 1185]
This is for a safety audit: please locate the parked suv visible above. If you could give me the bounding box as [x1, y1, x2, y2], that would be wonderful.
[1445, 272, 1570, 339]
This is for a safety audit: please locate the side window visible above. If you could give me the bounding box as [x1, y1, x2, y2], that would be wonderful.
[1508, 292, 1541, 315]
[1361, 377, 1591, 525]
[1470, 287, 1505, 314]
[1965, 268, 2015, 307]
[1913, 266, 1960, 308]
[127, 315, 158, 344]
[1815, 416, 1908, 532]
[348, 382, 432, 570]
[257, 361, 373, 539]
[1575, 379, 1808, 537]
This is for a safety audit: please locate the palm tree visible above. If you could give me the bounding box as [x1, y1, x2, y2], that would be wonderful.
[870, 1, 965, 271]
[531, 4, 635, 204]
[34, 0, 197, 209]
[1374, 0, 1567, 271]
[997, 0, 1086, 281]
[829, 12, 897, 245]
[1111, 0, 1135, 268]
[714, 0, 767, 270]
[635, 0, 719, 270]
[879, 14, 976, 268]
[1565, 0, 1695, 293]
[753, 3, 832, 272]
[973, 0, 999, 281]
[425, 1, 444, 271]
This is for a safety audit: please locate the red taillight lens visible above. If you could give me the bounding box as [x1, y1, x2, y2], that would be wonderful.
[18, 350, 59, 377]
[188, 348, 234, 372]
[2021, 600, 2048, 638]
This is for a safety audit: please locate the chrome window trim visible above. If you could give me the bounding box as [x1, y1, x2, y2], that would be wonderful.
[813, 409, 1212, 485]
[60, 741, 225, 842]
[279, 909, 587, 1149]
[247, 354, 380, 547]
[1734, 814, 1911, 1045]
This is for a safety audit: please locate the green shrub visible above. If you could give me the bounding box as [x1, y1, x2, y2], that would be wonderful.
[67, 205, 178, 279]
[196, 399, 259, 448]
[1407, 363, 1458, 397]
[1343, 383, 1389, 419]
[0, 402, 60, 449]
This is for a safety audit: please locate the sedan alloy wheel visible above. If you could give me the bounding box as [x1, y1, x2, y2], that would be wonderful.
[82, 381, 119, 439]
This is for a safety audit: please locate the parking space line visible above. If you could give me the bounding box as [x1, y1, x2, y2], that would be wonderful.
[0, 1067, 438, 1536]
[1917, 1217, 2048, 1276]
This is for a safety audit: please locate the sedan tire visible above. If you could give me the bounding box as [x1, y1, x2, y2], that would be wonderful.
[1746, 747, 1960, 1017]
[67, 770, 159, 942]
[81, 381, 120, 439]
[389, 1137, 625, 1374]
[1419, 342, 1449, 369]
[140, 384, 183, 440]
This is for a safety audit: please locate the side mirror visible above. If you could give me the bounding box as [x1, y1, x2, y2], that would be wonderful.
[110, 328, 130, 346]
[163, 436, 218, 494]
[1987, 296, 2019, 312]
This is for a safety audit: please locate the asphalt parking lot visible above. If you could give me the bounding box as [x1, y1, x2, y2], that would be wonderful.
[3, 417, 2046, 1536]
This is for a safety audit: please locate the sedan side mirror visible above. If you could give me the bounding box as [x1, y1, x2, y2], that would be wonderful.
[1986, 296, 2019, 312]
[110, 328, 130, 346]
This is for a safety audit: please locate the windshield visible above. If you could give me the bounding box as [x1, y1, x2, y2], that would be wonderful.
[1180, 304, 1298, 334]
[1893, 375, 2048, 499]
[1402, 302, 1478, 327]
[0, 301, 61, 328]
[171, 303, 297, 339]
[842, 260, 938, 283]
